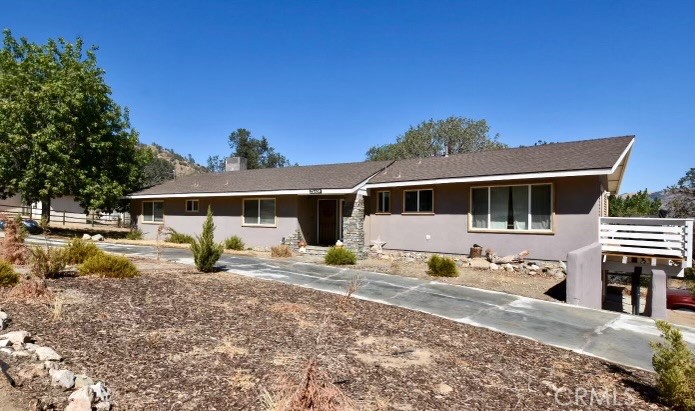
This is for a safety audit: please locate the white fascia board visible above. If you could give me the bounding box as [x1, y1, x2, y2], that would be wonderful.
[364, 168, 613, 189]
[609, 137, 635, 174]
[126, 188, 355, 200]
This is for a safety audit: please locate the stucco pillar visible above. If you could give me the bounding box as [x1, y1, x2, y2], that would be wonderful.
[645, 269, 668, 320]
[342, 194, 366, 258]
[566, 242, 603, 309]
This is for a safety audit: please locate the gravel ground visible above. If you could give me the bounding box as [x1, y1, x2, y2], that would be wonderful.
[0, 258, 668, 410]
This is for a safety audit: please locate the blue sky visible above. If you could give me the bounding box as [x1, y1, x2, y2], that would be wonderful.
[3, 1, 694, 193]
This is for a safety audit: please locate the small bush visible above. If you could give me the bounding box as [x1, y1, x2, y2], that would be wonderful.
[0, 260, 19, 287]
[63, 238, 104, 265]
[650, 320, 695, 409]
[126, 228, 144, 240]
[191, 206, 223, 272]
[31, 246, 67, 279]
[167, 229, 194, 244]
[325, 247, 356, 265]
[79, 253, 140, 278]
[427, 255, 458, 277]
[271, 244, 293, 258]
[224, 235, 245, 251]
[0, 215, 30, 265]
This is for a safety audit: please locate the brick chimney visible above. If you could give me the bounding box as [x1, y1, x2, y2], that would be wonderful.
[225, 157, 247, 172]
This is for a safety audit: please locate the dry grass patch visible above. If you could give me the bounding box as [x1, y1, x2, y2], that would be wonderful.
[350, 336, 433, 369]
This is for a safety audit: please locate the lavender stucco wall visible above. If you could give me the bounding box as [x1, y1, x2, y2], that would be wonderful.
[364, 176, 602, 261]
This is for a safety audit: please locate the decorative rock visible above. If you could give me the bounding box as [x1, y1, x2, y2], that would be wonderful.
[49, 369, 75, 390]
[552, 271, 566, 281]
[17, 363, 47, 381]
[0, 330, 31, 345]
[0, 339, 10, 348]
[559, 260, 567, 272]
[469, 258, 491, 269]
[35, 346, 62, 362]
[434, 383, 453, 395]
[95, 401, 112, 411]
[74, 374, 95, 389]
[68, 386, 94, 403]
[44, 360, 60, 370]
[82, 234, 91, 240]
[65, 398, 92, 411]
[489, 263, 499, 271]
[90, 382, 111, 403]
[24, 343, 38, 352]
[91, 234, 104, 242]
[0, 310, 9, 330]
[530, 264, 540, 271]
[503, 263, 514, 272]
[528, 271, 537, 276]
[11, 350, 31, 358]
[0, 347, 12, 355]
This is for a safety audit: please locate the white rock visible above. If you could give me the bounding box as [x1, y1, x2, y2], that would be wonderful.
[0, 347, 12, 355]
[503, 263, 514, 272]
[74, 374, 94, 389]
[65, 398, 92, 411]
[489, 263, 499, 271]
[95, 402, 111, 411]
[0, 330, 31, 345]
[0, 310, 9, 330]
[559, 260, 567, 271]
[530, 264, 540, 271]
[90, 382, 110, 403]
[68, 386, 94, 403]
[24, 343, 38, 352]
[50, 369, 75, 390]
[44, 360, 60, 370]
[35, 346, 62, 361]
[91, 234, 104, 242]
[82, 234, 92, 240]
[435, 383, 453, 395]
[0, 339, 10, 348]
[11, 350, 31, 358]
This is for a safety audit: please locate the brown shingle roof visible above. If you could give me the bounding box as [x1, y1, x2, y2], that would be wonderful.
[369, 135, 634, 184]
[129, 160, 393, 196]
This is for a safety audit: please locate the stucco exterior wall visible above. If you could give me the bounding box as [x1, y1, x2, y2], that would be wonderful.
[364, 176, 602, 261]
[131, 196, 300, 247]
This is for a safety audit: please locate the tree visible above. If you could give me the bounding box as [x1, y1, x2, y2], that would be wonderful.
[609, 189, 662, 217]
[228, 128, 291, 169]
[190, 205, 223, 272]
[365, 116, 506, 161]
[665, 168, 695, 218]
[142, 153, 175, 187]
[206, 155, 225, 173]
[0, 30, 145, 220]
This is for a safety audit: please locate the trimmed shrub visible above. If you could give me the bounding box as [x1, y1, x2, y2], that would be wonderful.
[79, 253, 140, 278]
[126, 228, 144, 240]
[191, 206, 223, 272]
[0, 260, 19, 287]
[31, 246, 67, 279]
[427, 255, 458, 277]
[325, 247, 356, 265]
[224, 235, 245, 251]
[64, 238, 104, 265]
[271, 244, 293, 258]
[167, 229, 194, 244]
[650, 320, 695, 409]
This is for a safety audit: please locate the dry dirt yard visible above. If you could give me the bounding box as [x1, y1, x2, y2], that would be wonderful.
[0, 258, 668, 410]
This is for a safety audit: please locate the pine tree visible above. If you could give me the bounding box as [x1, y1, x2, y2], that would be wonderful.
[191, 206, 223, 272]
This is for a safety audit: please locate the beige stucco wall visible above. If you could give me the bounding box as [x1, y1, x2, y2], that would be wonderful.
[364, 176, 602, 261]
[131, 196, 300, 247]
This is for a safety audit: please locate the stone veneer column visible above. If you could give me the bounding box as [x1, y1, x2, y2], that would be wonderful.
[342, 194, 366, 258]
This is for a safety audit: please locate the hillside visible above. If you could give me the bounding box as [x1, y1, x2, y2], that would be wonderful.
[144, 143, 207, 177]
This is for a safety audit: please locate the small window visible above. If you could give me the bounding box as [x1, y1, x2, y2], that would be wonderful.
[243, 198, 276, 226]
[376, 191, 391, 213]
[185, 199, 199, 213]
[403, 189, 433, 213]
[142, 201, 164, 223]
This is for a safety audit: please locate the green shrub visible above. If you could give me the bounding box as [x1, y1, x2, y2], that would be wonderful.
[126, 228, 144, 240]
[271, 244, 293, 257]
[79, 253, 140, 278]
[650, 320, 695, 410]
[0, 260, 19, 287]
[30, 246, 67, 279]
[427, 255, 458, 277]
[224, 235, 245, 251]
[167, 229, 195, 244]
[63, 238, 104, 265]
[324, 247, 356, 265]
[191, 206, 223, 272]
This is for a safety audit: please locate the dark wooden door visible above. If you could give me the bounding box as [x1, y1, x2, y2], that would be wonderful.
[318, 200, 337, 246]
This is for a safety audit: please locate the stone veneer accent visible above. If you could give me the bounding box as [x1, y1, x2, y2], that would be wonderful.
[342, 194, 366, 258]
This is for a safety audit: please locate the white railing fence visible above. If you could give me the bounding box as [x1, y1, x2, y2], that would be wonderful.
[599, 217, 694, 268]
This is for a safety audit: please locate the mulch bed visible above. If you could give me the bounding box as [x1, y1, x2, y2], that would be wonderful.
[1, 259, 666, 410]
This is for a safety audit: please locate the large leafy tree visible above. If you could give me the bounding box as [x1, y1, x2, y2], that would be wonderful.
[0, 30, 145, 220]
[665, 168, 695, 218]
[366, 116, 506, 161]
[609, 189, 662, 217]
[227, 128, 291, 169]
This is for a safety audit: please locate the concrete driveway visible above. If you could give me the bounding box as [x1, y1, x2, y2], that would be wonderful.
[33, 237, 695, 371]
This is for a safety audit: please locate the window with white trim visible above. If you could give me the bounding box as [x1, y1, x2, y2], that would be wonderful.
[185, 199, 199, 213]
[142, 201, 164, 223]
[376, 191, 391, 213]
[471, 184, 552, 231]
[403, 189, 433, 213]
[243, 198, 276, 226]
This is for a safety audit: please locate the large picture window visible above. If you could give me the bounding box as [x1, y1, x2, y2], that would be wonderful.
[403, 189, 434, 213]
[243, 198, 276, 226]
[142, 201, 164, 223]
[471, 184, 552, 231]
[376, 191, 391, 213]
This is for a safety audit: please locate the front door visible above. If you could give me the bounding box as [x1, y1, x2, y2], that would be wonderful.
[318, 199, 338, 246]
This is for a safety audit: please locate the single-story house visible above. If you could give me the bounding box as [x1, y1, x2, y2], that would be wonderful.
[126, 135, 634, 261]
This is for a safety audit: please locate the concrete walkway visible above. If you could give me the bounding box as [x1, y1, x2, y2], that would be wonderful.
[34, 238, 695, 371]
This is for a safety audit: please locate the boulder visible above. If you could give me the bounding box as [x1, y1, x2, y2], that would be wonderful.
[35, 346, 62, 362]
[74, 374, 95, 389]
[503, 263, 514, 272]
[68, 386, 94, 403]
[11, 350, 31, 358]
[489, 263, 499, 271]
[82, 234, 91, 240]
[49, 369, 75, 390]
[0, 330, 31, 345]
[0, 339, 10, 348]
[91, 234, 104, 242]
[17, 363, 47, 382]
[24, 343, 38, 352]
[90, 382, 111, 403]
[469, 258, 491, 269]
[44, 360, 60, 370]
[95, 402, 112, 411]
[0, 347, 12, 355]
[0, 310, 10, 330]
[529, 264, 540, 271]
